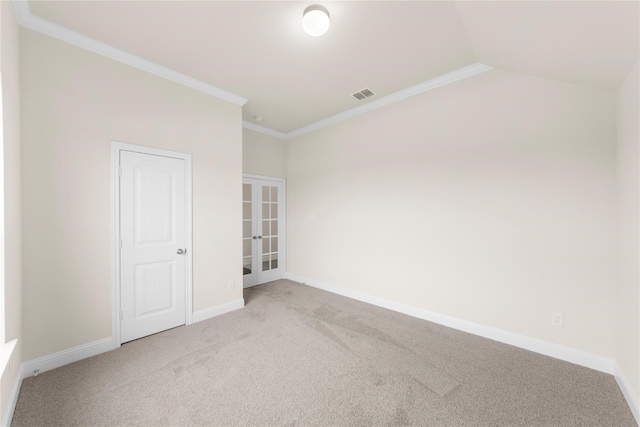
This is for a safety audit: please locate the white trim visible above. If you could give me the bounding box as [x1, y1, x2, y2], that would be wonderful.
[243, 63, 494, 140]
[15, 0, 488, 140]
[13, 1, 246, 107]
[110, 143, 121, 349]
[242, 121, 287, 140]
[19, 337, 114, 380]
[0, 70, 5, 348]
[614, 363, 640, 425]
[0, 340, 15, 390]
[184, 155, 194, 327]
[285, 63, 493, 139]
[242, 173, 285, 183]
[284, 273, 617, 374]
[192, 299, 245, 324]
[1, 367, 21, 427]
[0, 340, 18, 427]
[111, 141, 194, 346]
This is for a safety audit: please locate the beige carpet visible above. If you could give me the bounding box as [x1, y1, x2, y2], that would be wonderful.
[12, 279, 636, 426]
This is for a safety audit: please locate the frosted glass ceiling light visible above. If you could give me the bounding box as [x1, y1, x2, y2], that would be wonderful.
[302, 5, 330, 37]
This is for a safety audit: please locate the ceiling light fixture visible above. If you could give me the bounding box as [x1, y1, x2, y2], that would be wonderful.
[302, 5, 330, 37]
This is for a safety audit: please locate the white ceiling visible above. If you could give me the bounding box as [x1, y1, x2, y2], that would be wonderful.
[25, 1, 640, 135]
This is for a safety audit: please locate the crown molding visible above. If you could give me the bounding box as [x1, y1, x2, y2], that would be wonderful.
[13, 1, 247, 107]
[243, 63, 494, 140]
[284, 63, 493, 139]
[14, 0, 491, 139]
[242, 121, 288, 139]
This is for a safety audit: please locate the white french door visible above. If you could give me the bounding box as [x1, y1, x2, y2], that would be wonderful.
[243, 176, 285, 288]
[119, 149, 188, 343]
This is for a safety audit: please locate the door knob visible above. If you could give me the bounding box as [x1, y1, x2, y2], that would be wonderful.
[258, 236, 263, 239]
[177, 248, 186, 255]
[252, 236, 257, 239]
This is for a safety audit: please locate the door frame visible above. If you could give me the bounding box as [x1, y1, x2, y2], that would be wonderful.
[242, 173, 286, 287]
[111, 141, 193, 348]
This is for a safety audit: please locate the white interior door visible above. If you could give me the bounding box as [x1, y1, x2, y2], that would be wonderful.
[120, 150, 187, 343]
[243, 177, 285, 288]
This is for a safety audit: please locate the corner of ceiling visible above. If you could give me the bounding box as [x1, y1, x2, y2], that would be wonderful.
[244, 62, 494, 142]
[13, 0, 248, 107]
[242, 121, 287, 140]
[451, 0, 483, 66]
[14, 0, 494, 142]
[13, 0, 31, 25]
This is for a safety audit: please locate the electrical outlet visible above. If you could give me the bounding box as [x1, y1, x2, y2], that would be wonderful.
[227, 280, 235, 290]
[551, 312, 564, 327]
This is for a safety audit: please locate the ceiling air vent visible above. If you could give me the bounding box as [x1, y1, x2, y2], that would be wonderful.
[351, 88, 375, 101]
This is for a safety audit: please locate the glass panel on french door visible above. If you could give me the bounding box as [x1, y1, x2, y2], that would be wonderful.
[243, 183, 251, 202]
[244, 178, 284, 285]
[260, 185, 280, 273]
[242, 183, 252, 276]
[270, 188, 279, 271]
[243, 239, 251, 257]
[243, 257, 252, 275]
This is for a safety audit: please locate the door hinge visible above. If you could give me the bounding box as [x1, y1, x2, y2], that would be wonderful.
[118, 166, 122, 176]
[120, 310, 123, 320]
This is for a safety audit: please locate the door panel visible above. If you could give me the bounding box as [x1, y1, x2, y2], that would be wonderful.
[134, 261, 173, 317]
[120, 151, 186, 343]
[243, 177, 285, 288]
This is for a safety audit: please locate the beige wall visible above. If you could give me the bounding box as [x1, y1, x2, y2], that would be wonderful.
[287, 69, 618, 357]
[616, 59, 639, 400]
[1, 0, 22, 420]
[2, 0, 22, 346]
[20, 29, 243, 361]
[243, 128, 286, 178]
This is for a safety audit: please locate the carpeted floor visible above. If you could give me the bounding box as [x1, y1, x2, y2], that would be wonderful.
[12, 279, 636, 426]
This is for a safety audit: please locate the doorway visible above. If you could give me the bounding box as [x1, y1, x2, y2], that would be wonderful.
[112, 142, 193, 345]
[242, 175, 285, 288]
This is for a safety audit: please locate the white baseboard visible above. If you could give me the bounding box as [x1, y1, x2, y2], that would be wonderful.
[18, 299, 244, 381]
[284, 273, 616, 374]
[1, 370, 21, 427]
[20, 337, 115, 380]
[192, 298, 245, 324]
[615, 363, 640, 425]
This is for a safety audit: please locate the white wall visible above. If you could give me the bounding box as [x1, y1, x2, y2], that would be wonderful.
[287, 69, 618, 358]
[0, 0, 22, 421]
[243, 128, 286, 178]
[616, 59, 639, 401]
[20, 29, 243, 361]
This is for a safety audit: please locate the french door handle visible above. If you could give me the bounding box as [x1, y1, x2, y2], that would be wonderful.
[252, 236, 257, 239]
[258, 236, 263, 239]
[177, 248, 186, 255]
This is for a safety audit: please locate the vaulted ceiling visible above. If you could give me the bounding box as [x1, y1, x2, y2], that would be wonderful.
[22, 1, 640, 136]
